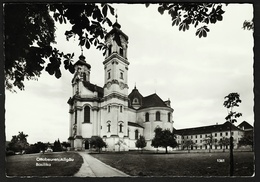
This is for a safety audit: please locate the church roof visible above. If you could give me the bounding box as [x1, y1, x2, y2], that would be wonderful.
[74, 55, 91, 69]
[140, 93, 168, 109]
[105, 21, 129, 44]
[174, 121, 241, 136]
[128, 86, 143, 104]
[128, 121, 144, 128]
[82, 81, 104, 98]
[128, 87, 169, 110]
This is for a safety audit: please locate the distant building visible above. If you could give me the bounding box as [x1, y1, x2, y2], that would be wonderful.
[237, 121, 254, 136]
[67, 20, 174, 151]
[174, 121, 250, 150]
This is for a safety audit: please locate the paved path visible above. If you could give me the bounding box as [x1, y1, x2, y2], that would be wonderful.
[74, 151, 129, 177]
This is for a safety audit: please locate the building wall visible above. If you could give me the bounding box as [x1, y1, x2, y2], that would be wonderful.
[176, 129, 245, 151]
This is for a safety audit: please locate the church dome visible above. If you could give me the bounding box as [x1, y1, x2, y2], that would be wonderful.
[128, 86, 143, 108]
[74, 54, 91, 69]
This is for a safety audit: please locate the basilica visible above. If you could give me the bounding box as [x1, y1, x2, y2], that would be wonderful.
[67, 20, 174, 151]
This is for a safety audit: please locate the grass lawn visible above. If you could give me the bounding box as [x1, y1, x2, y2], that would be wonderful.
[6, 151, 83, 176]
[90, 151, 254, 176]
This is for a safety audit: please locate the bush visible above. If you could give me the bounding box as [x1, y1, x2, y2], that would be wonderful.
[25, 145, 40, 154]
[6, 150, 15, 156]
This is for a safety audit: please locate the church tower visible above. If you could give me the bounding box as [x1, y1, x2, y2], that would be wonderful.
[103, 20, 129, 97]
[101, 19, 129, 147]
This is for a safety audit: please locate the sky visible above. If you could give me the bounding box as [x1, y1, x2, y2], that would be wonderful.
[5, 4, 254, 144]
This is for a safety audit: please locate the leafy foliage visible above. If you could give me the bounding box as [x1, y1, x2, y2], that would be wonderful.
[183, 139, 194, 152]
[8, 132, 29, 153]
[218, 137, 230, 152]
[243, 20, 254, 30]
[223, 93, 242, 123]
[61, 141, 71, 150]
[26, 142, 47, 154]
[238, 134, 253, 148]
[4, 3, 115, 91]
[115, 139, 126, 152]
[151, 127, 178, 153]
[146, 3, 226, 38]
[203, 134, 215, 153]
[90, 136, 107, 153]
[135, 135, 147, 152]
[53, 139, 63, 152]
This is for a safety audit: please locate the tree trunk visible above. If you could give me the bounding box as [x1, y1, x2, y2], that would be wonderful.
[165, 147, 168, 154]
[230, 136, 234, 176]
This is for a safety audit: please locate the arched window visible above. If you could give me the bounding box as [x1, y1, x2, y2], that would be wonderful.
[133, 98, 139, 104]
[120, 72, 123, 79]
[84, 106, 90, 123]
[119, 123, 123, 132]
[156, 111, 160, 121]
[119, 47, 124, 57]
[135, 130, 139, 139]
[168, 113, 171, 122]
[120, 106, 123, 113]
[108, 72, 111, 79]
[108, 45, 112, 56]
[74, 110, 77, 124]
[107, 121, 111, 132]
[83, 72, 86, 81]
[145, 113, 149, 122]
[108, 106, 111, 112]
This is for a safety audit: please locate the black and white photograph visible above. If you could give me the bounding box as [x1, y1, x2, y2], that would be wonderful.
[3, 2, 256, 178]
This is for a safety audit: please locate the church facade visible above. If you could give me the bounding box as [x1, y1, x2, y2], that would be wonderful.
[67, 21, 174, 151]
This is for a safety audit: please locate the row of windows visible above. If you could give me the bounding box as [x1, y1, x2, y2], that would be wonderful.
[107, 71, 124, 80]
[181, 145, 229, 150]
[108, 105, 123, 113]
[108, 45, 125, 57]
[106, 122, 140, 139]
[181, 132, 234, 139]
[82, 106, 171, 123]
[145, 112, 171, 122]
[180, 139, 219, 144]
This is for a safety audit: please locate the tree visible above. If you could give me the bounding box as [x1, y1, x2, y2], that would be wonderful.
[203, 134, 215, 153]
[61, 141, 71, 151]
[4, 3, 115, 91]
[53, 139, 62, 152]
[151, 127, 178, 154]
[183, 139, 195, 153]
[26, 142, 47, 154]
[218, 137, 230, 152]
[238, 134, 253, 150]
[135, 135, 147, 153]
[146, 3, 226, 38]
[5, 3, 253, 92]
[8, 132, 29, 153]
[90, 136, 107, 153]
[115, 139, 126, 152]
[223, 92, 242, 176]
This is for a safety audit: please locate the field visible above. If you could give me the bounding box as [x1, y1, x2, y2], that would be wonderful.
[90, 151, 254, 176]
[6, 152, 83, 176]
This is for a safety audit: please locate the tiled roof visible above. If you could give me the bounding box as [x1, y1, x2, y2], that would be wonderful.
[174, 122, 241, 136]
[128, 87, 169, 110]
[237, 121, 253, 130]
[140, 93, 168, 109]
[82, 81, 104, 98]
[128, 87, 143, 107]
[128, 121, 144, 128]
